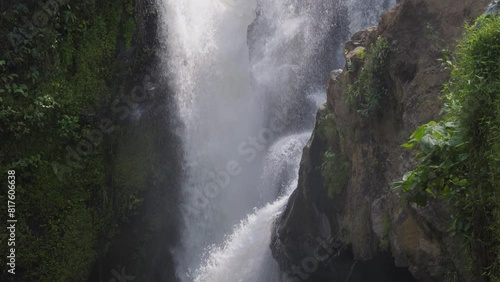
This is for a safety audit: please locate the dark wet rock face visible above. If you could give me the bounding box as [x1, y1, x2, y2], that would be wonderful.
[272, 0, 490, 281]
[87, 1, 181, 281]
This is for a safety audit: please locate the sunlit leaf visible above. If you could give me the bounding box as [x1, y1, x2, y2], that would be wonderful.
[425, 188, 437, 198]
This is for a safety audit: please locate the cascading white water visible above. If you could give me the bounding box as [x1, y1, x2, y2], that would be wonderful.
[158, 1, 264, 278]
[157, 0, 397, 281]
[194, 133, 310, 282]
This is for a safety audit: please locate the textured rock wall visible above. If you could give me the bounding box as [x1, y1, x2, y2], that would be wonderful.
[87, 1, 181, 281]
[272, 0, 490, 281]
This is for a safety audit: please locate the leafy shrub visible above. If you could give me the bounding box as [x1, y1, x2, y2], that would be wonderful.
[347, 36, 390, 117]
[393, 121, 467, 206]
[394, 15, 500, 279]
[0, 0, 139, 281]
[57, 115, 80, 140]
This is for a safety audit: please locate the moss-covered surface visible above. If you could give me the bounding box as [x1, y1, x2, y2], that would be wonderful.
[321, 149, 350, 199]
[317, 112, 350, 199]
[0, 1, 172, 281]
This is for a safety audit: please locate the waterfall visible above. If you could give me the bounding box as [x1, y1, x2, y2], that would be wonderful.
[158, 1, 263, 278]
[157, 0, 396, 281]
[194, 133, 310, 282]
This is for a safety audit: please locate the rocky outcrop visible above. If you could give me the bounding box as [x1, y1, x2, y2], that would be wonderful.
[272, 0, 490, 281]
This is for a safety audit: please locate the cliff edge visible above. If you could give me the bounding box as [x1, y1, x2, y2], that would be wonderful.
[271, 0, 490, 281]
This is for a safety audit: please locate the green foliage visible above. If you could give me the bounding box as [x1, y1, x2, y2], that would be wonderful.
[321, 150, 350, 199]
[394, 15, 500, 279]
[57, 115, 80, 140]
[357, 47, 365, 60]
[317, 113, 338, 141]
[393, 121, 468, 206]
[0, 0, 138, 281]
[347, 36, 390, 117]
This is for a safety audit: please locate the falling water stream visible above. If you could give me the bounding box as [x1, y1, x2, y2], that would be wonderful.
[157, 0, 396, 281]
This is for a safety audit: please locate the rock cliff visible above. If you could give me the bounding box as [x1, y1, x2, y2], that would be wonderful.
[271, 0, 490, 281]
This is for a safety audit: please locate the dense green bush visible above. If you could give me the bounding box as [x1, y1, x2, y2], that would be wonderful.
[347, 36, 390, 117]
[0, 1, 138, 281]
[394, 15, 500, 280]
